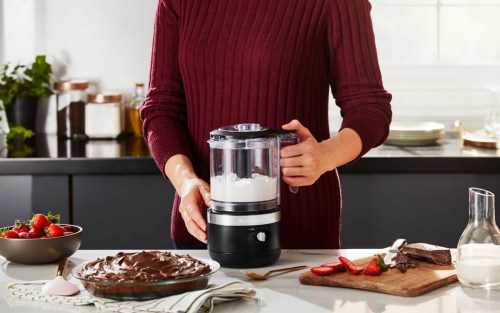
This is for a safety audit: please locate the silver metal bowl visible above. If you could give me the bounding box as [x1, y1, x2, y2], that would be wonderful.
[0, 225, 83, 264]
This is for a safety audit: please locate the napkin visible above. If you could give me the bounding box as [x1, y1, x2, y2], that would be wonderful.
[7, 277, 256, 313]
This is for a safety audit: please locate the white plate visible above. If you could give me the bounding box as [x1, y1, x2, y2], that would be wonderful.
[389, 122, 446, 133]
[385, 138, 441, 146]
[387, 133, 445, 139]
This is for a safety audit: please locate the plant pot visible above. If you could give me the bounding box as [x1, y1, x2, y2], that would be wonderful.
[5, 97, 40, 131]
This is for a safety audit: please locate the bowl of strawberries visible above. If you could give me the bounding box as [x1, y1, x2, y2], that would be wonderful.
[0, 212, 83, 264]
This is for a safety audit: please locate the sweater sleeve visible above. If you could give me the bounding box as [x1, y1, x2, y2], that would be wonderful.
[140, 0, 192, 178]
[327, 0, 392, 162]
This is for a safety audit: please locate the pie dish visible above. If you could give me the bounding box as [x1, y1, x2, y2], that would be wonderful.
[72, 255, 220, 301]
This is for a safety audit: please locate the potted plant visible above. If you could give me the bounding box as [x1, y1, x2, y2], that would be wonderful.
[0, 55, 53, 131]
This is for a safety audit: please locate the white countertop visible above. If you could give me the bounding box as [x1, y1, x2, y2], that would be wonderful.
[1, 249, 499, 313]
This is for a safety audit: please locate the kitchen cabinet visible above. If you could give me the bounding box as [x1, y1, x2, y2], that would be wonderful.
[72, 175, 175, 249]
[0, 175, 69, 227]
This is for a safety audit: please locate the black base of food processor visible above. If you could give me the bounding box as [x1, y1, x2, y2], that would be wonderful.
[207, 208, 281, 268]
[208, 250, 281, 269]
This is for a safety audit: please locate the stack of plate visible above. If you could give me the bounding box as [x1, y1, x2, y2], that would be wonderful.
[385, 122, 446, 146]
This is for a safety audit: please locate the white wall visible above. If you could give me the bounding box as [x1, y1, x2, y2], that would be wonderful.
[2, 0, 500, 133]
[1, 0, 157, 98]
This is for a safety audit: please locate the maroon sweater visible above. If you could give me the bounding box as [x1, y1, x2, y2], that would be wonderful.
[141, 0, 392, 248]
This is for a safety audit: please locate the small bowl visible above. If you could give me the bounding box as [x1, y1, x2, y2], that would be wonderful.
[0, 225, 83, 264]
[72, 258, 220, 301]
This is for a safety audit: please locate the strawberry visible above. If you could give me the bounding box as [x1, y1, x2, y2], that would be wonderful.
[40, 236, 49, 239]
[364, 254, 389, 276]
[30, 212, 60, 230]
[18, 232, 29, 239]
[28, 229, 45, 239]
[1, 228, 20, 239]
[46, 224, 66, 238]
[63, 232, 74, 236]
[339, 256, 364, 275]
[63, 225, 72, 232]
[311, 267, 334, 275]
[46, 212, 61, 224]
[30, 214, 50, 230]
[321, 262, 346, 272]
[13, 220, 30, 233]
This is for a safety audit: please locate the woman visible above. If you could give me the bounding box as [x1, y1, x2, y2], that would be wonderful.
[141, 0, 392, 249]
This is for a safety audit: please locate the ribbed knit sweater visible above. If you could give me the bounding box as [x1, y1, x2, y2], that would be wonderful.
[141, 0, 392, 248]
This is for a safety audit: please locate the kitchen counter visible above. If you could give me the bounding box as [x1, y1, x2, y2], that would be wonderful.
[1, 249, 497, 313]
[0, 133, 500, 174]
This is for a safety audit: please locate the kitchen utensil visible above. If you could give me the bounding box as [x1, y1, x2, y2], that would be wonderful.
[72, 258, 220, 301]
[299, 253, 457, 297]
[241, 265, 308, 280]
[207, 123, 299, 268]
[383, 239, 407, 267]
[385, 122, 445, 146]
[455, 120, 500, 149]
[457, 188, 500, 287]
[0, 225, 83, 264]
[41, 258, 80, 296]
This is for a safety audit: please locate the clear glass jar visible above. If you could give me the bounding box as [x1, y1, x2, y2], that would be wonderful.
[129, 83, 145, 138]
[86, 93, 123, 139]
[208, 123, 298, 212]
[54, 80, 88, 139]
[457, 188, 500, 287]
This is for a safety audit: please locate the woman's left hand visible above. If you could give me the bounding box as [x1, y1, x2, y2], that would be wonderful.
[280, 120, 334, 187]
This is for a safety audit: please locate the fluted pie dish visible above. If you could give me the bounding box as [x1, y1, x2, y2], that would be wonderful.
[71, 252, 220, 301]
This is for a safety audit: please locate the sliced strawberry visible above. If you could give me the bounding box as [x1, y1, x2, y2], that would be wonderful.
[311, 267, 334, 275]
[364, 254, 389, 276]
[1, 228, 20, 239]
[28, 229, 45, 239]
[46, 224, 66, 238]
[18, 232, 29, 239]
[63, 225, 72, 232]
[63, 232, 74, 236]
[339, 256, 364, 275]
[321, 262, 346, 272]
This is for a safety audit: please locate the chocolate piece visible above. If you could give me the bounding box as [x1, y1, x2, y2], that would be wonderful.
[402, 243, 452, 265]
[394, 252, 420, 273]
[80, 251, 211, 283]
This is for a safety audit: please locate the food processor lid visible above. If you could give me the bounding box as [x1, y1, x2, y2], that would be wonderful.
[210, 123, 278, 139]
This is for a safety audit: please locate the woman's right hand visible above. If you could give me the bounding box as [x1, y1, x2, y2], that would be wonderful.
[165, 154, 211, 244]
[177, 178, 211, 243]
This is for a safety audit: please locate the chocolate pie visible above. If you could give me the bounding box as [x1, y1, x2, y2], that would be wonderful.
[80, 251, 211, 283]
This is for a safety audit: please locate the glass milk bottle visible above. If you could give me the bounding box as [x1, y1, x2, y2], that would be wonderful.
[456, 188, 500, 287]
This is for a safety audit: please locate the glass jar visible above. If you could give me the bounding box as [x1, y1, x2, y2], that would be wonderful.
[54, 80, 88, 139]
[129, 83, 145, 138]
[457, 188, 500, 287]
[86, 93, 123, 139]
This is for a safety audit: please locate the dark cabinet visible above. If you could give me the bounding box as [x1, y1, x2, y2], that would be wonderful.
[72, 175, 175, 249]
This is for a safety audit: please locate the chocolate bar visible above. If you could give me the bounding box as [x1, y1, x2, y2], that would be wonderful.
[401, 243, 452, 265]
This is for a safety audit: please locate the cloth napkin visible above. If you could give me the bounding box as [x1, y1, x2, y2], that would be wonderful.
[7, 277, 256, 313]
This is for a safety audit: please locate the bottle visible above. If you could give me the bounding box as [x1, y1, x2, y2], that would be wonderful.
[456, 188, 500, 287]
[129, 83, 145, 138]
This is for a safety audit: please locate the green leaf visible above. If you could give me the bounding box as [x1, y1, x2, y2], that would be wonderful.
[0, 55, 53, 106]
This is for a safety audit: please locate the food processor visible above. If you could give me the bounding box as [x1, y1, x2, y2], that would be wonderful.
[207, 123, 298, 268]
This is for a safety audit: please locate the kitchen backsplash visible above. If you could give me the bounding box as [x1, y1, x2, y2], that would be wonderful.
[2, 0, 500, 133]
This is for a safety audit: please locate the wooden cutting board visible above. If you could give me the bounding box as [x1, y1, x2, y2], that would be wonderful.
[299, 254, 457, 297]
